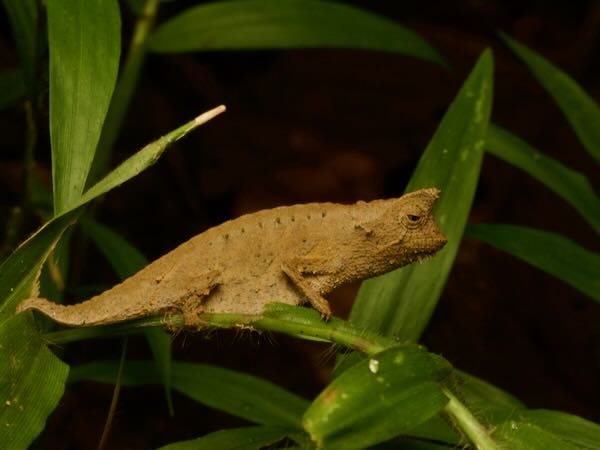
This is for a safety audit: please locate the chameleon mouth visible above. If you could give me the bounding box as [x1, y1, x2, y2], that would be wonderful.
[412, 235, 447, 251]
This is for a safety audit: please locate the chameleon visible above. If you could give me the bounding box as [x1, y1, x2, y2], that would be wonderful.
[17, 188, 447, 328]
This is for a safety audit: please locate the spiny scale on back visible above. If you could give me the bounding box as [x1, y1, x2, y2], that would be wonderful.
[17, 188, 447, 328]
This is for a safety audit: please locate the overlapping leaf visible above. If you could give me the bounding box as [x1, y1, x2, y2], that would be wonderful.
[48, 0, 121, 214]
[303, 345, 451, 448]
[350, 49, 493, 340]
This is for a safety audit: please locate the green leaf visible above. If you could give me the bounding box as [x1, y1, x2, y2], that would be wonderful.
[72, 106, 225, 216]
[79, 218, 174, 414]
[0, 211, 76, 447]
[87, 0, 161, 188]
[487, 124, 600, 234]
[0, 314, 69, 450]
[303, 345, 451, 449]
[406, 371, 524, 448]
[69, 360, 309, 429]
[0, 70, 26, 110]
[148, 0, 445, 66]
[0, 105, 222, 448]
[466, 224, 600, 303]
[156, 426, 294, 450]
[0, 211, 78, 323]
[457, 370, 524, 412]
[500, 33, 600, 163]
[493, 421, 581, 450]
[79, 218, 148, 279]
[2, 0, 38, 92]
[517, 410, 600, 450]
[350, 49, 493, 340]
[48, 0, 121, 214]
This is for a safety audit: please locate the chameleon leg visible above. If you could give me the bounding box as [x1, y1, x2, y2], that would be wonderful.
[281, 261, 332, 320]
[164, 269, 221, 328]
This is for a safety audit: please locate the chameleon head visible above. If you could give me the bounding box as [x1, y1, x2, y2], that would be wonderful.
[387, 187, 447, 263]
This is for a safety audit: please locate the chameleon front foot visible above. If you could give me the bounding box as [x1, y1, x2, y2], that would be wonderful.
[281, 261, 332, 320]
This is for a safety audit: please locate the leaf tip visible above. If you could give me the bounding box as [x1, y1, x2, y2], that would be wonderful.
[194, 105, 226, 126]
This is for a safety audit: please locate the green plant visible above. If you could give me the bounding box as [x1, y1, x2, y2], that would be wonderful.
[1, 1, 598, 449]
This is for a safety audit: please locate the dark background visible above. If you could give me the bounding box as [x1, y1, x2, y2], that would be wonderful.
[1, 1, 599, 448]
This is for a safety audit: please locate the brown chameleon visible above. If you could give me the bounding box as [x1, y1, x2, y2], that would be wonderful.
[17, 188, 446, 327]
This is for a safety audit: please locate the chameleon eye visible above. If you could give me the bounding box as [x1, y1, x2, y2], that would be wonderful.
[402, 212, 422, 228]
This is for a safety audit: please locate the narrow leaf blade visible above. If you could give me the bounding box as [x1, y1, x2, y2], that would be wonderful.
[2, 0, 38, 91]
[487, 124, 600, 234]
[48, 0, 121, 213]
[156, 426, 294, 450]
[69, 360, 309, 429]
[79, 218, 147, 279]
[79, 218, 174, 413]
[74, 106, 225, 215]
[0, 70, 26, 110]
[467, 224, 600, 302]
[148, 0, 445, 66]
[500, 32, 600, 163]
[350, 49, 494, 340]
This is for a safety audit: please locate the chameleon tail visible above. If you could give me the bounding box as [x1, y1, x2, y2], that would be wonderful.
[16, 297, 126, 327]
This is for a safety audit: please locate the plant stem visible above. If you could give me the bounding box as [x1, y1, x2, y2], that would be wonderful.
[97, 338, 127, 450]
[443, 388, 500, 450]
[44, 303, 389, 355]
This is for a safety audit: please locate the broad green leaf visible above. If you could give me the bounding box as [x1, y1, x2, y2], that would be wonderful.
[517, 410, 600, 450]
[48, 0, 121, 214]
[156, 426, 294, 450]
[500, 33, 600, 163]
[350, 49, 493, 340]
[0, 70, 26, 110]
[493, 421, 581, 450]
[303, 345, 451, 449]
[467, 224, 600, 303]
[79, 218, 173, 414]
[487, 124, 600, 234]
[0, 315, 69, 450]
[0, 212, 75, 447]
[148, 0, 445, 66]
[69, 360, 309, 429]
[2, 0, 38, 91]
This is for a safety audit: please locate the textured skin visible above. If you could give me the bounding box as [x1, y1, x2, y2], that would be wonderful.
[17, 188, 446, 327]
